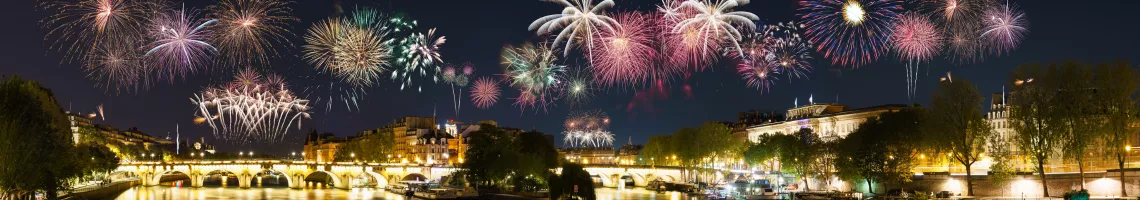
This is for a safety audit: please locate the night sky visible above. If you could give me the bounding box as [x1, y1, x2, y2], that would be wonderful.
[3, 0, 1138, 156]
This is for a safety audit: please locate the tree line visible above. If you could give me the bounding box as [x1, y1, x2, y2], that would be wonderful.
[639, 61, 1140, 198]
[0, 76, 121, 199]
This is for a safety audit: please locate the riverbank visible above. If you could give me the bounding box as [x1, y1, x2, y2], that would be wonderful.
[62, 180, 138, 200]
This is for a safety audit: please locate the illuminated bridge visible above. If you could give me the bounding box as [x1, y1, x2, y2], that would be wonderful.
[112, 160, 687, 189]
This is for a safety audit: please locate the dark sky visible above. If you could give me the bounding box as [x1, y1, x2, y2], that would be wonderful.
[3, 0, 1139, 156]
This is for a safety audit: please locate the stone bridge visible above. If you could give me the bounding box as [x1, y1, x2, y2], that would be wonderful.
[114, 160, 686, 189]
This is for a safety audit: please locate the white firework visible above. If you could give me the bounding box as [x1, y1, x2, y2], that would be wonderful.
[673, 0, 759, 56]
[529, 0, 619, 56]
[562, 110, 614, 148]
[192, 69, 311, 144]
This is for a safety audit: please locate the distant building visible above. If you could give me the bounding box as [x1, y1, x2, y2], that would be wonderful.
[745, 104, 908, 142]
[303, 131, 347, 162]
[67, 112, 173, 151]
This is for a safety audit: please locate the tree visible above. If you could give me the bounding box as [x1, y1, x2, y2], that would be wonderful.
[333, 131, 396, 162]
[774, 128, 821, 191]
[0, 76, 83, 199]
[1093, 61, 1139, 197]
[1009, 63, 1066, 197]
[640, 135, 675, 166]
[1052, 62, 1099, 190]
[836, 108, 923, 194]
[926, 78, 993, 196]
[550, 163, 595, 200]
[743, 135, 778, 170]
[672, 122, 747, 182]
[461, 125, 558, 192]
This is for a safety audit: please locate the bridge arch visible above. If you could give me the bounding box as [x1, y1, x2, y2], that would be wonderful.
[255, 169, 291, 187]
[364, 171, 387, 188]
[202, 169, 240, 187]
[303, 170, 343, 188]
[401, 173, 428, 182]
[149, 170, 193, 186]
[627, 173, 647, 187]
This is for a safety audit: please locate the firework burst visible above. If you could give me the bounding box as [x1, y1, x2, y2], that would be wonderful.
[393, 28, 446, 92]
[530, 0, 618, 56]
[145, 6, 218, 82]
[799, 0, 903, 68]
[672, 0, 759, 57]
[192, 69, 311, 144]
[470, 77, 501, 109]
[589, 12, 657, 88]
[735, 53, 778, 93]
[86, 43, 148, 94]
[564, 68, 595, 106]
[563, 110, 614, 148]
[302, 12, 392, 87]
[442, 63, 473, 116]
[503, 43, 566, 112]
[981, 2, 1028, 56]
[41, 0, 151, 62]
[891, 12, 944, 99]
[207, 0, 297, 67]
[891, 13, 944, 64]
[924, 0, 991, 63]
[758, 21, 813, 80]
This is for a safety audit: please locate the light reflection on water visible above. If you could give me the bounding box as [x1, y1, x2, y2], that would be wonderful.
[113, 186, 696, 200]
[113, 186, 411, 200]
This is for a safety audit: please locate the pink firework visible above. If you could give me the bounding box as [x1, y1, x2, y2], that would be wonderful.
[590, 12, 657, 88]
[981, 2, 1027, 56]
[660, 14, 719, 74]
[462, 64, 474, 76]
[145, 6, 218, 82]
[891, 12, 944, 63]
[471, 77, 500, 109]
[736, 55, 778, 93]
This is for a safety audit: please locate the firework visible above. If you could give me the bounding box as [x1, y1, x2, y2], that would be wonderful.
[470, 77, 501, 109]
[758, 21, 813, 79]
[735, 53, 778, 93]
[392, 28, 446, 92]
[891, 13, 944, 64]
[892, 13, 943, 99]
[86, 43, 148, 94]
[503, 43, 566, 112]
[672, 0, 758, 57]
[589, 12, 657, 88]
[529, 0, 618, 55]
[301, 81, 366, 113]
[659, 8, 718, 73]
[981, 2, 1027, 56]
[207, 0, 297, 67]
[563, 110, 614, 148]
[924, 0, 991, 63]
[41, 0, 151, 62]
[302, 13, 392, 87]
[192, 69, 311, 144]
[145, 6, 218, 82]
[442, 63, 473, 116]
[799, 0, 903, 67]
[564, 69, 594, 106]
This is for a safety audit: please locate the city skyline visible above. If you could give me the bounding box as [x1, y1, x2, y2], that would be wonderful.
[4, 0, 1138, 156]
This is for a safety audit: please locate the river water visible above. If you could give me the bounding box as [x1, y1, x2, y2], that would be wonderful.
[112, 186, 696, 200]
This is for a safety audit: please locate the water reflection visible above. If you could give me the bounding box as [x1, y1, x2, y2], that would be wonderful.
[114, 186, 695, 200]
[113, 186, 412, 200]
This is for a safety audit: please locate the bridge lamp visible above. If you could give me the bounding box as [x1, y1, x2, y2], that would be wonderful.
[249, 151, 254, 156]
[239, 152, 244, 156]
[291, 152, 296, 156]
[351, 153, 355, 158]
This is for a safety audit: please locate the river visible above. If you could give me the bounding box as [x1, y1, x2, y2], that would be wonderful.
[111, 186, 697, 200]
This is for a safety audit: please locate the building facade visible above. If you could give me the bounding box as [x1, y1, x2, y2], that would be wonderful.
[745, 104, 908, 142]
